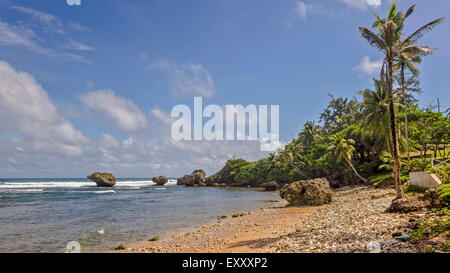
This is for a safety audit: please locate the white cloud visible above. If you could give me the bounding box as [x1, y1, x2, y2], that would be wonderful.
[11, 6, 64, 34]
[140, 52, 148, 61]
[63, 40, 94, 51]
[355, 56, 383, 75]
[0, 61, 269, 178]
[100, 134, 121, 149]
[295, 2, 309, 20]
[0, 19, 53, 55]
[0, 61, 89, 156]
[150, 107, 175, 125]
[341, 0, 382, 9]
[1, 7, 91, 64]
[148, 58, 216, 98]
[68, 22, 91, 32]
[66, 0, 82, 6]
[79, 89, 149, 132]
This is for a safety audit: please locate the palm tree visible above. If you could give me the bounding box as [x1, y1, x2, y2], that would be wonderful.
[359, 1, 444, 199]
[394, 53, 421, 161]
[298, 121, 322, 147]
[328, 135, 368, 183]
[359, 78, 404, 154]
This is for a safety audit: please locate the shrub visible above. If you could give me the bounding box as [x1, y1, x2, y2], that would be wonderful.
[429, 167, 449, 184]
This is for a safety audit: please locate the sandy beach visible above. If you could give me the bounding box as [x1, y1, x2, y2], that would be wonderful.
[121, 186, 422, 253]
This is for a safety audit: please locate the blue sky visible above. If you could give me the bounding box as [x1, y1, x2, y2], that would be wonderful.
[0, 0, 449, 177]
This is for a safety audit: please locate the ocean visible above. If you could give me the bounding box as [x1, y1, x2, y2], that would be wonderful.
[0, 178, 281, 253]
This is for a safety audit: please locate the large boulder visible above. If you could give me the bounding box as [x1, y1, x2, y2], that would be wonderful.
[152, 176, 168, 186]
[177, 170, 207, 187]
[260, 181, 278, 191]
[279, 178, 332, 206]
[87, 172, 116, 187]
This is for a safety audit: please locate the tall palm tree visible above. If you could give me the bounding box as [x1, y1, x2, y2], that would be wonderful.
[359, 1, 444, 199]
[394, 53, 421, 161]
[328, 135, 368, 183]
[298, 121, 322, 147]
[359, 78, 404, 154]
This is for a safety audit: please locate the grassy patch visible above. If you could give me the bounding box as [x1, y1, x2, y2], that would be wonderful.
[404, 184, 427, 194]
[368, 172, 392, 182]
[410, 207, 450, 243]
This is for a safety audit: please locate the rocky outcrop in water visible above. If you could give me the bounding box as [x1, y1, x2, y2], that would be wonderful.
[260, 181, 278, 191]
[177, 170, 207, 187]
[87, 172, 116, 187]
[279, 178, 332, 206]
[152, 176, 168, 186]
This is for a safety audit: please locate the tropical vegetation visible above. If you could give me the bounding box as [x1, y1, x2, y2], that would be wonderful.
[209, 2, 448, 205]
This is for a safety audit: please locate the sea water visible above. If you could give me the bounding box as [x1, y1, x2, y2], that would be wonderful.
[0, 178, 281, 252]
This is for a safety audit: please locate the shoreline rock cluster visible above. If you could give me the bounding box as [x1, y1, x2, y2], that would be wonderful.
[176, 169, 279, 191]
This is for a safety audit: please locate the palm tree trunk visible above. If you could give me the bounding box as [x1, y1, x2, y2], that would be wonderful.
[401, 64, 410, 161]
[345, 158, 368, 183]
[387, 59, 405, 199]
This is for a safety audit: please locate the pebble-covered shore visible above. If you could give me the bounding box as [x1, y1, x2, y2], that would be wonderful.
[125, 186, 421, 253]
[276, 186, 417, 253]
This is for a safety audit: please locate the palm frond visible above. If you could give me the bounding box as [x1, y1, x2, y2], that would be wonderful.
[404, 17, 446, 44]
[359, 27, 386, 52]
[402, 45, 435, 56]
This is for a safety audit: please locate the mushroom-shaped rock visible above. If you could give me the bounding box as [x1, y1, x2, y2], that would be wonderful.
[152, 176, 168, 186]
[87, 172, 116, 187]
[279, 178, 332, 206]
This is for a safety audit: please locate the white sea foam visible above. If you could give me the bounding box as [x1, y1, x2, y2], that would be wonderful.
[93, 190, 116, 194]
[0, 188, 45, 193]
[0, 181, 95, 189]
[0, 179, 173, 190]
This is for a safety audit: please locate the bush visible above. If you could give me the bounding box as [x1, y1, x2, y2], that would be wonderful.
[401, 158, 431, 174]
[438, 184, 450, 202]
[429, 167, 449, 184]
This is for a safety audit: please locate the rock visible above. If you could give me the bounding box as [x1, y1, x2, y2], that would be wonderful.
[205, 177, 215, 186]
[374, 177, 394, 189]
[420, 188, 449, 208]
[260, 181, 278, 191]
[152, 176, 168, 186]
[279, 178, 333, 206]
[385, 198, 424, 213]
[113, 244, 126, 250]
[192, 169, 206, 176]
[87, 172, 116, 187]
[177, 170, 207, 187]
[423, 236, 446, 246]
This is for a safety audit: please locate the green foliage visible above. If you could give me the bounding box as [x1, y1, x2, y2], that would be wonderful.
[429, 167, 450, 184]
[368, 172, 392, 183]
[403, 184, 427, 194]
[210, 159, 250, 184]
[410, 207, 450, 243]
[438, 184, 450, 202]
[401, 158, 431, 174]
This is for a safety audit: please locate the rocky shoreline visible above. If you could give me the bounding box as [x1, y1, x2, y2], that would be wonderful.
[119, 186, 433, 253]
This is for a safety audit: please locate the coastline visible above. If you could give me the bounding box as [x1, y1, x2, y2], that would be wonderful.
[119, 186, 422, 253]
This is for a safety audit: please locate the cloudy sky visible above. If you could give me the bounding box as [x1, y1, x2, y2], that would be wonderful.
[0, 0, 449, 178]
